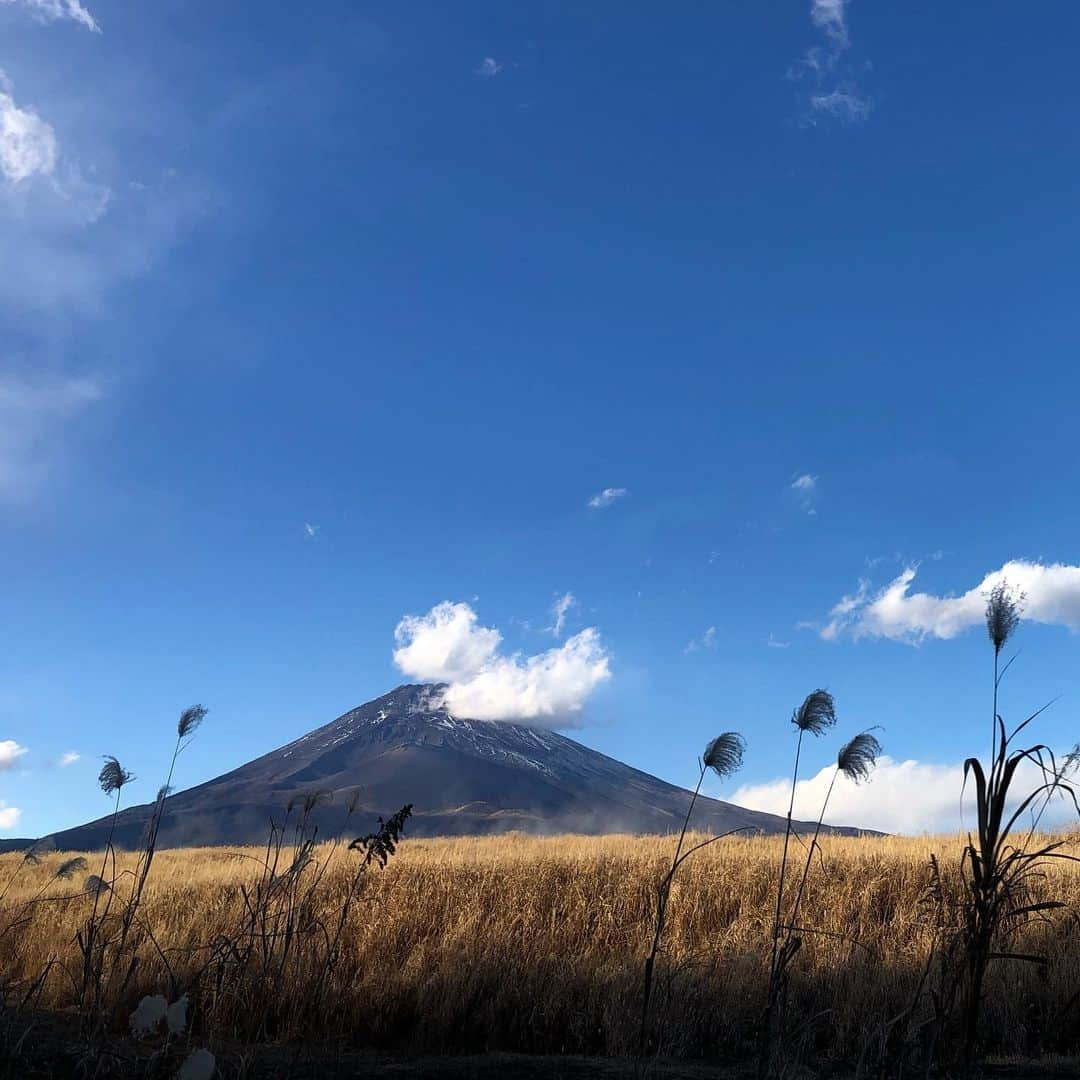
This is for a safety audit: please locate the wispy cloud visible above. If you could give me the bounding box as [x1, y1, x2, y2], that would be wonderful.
[766, 633, 792, 649]
[789, 0, 872, 125]
[810, 0, 848, 46]
[475, 57, 503, 79]
[810, 88, 872, 123]
[0, 802, 21, 830]
[393, 600, 611, 726]
[822, 560, 1080, 643]
[548, 591, 576, 637]
[304, 522, 319, 539]
[684, 625, 717, 654]
[0, 0, 98, 32]
[588, 487, 628, 510]
[0, 370, 104, 500]
[0, 79, 58, 183]
[790, 472, 819, 514]
[0, 740, 28, 770]
[59, 750, 80, 766]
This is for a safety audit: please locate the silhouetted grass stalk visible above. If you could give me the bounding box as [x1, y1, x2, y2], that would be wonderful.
[760, 689, 836, 1079]
[77, 756, 133, 1021]
[787, 730, 882, 935]
[957, 582, 1080, 1076]
[638, 732, 745, 1063]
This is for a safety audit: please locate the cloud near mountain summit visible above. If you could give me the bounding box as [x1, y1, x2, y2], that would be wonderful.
[392, 601, 611, 726]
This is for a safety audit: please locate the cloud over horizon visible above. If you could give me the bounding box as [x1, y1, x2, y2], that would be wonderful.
[822, 560, 1080, 643]
[734, 752, 1078, 834]
[0, 801, 21, 830]
[393, 600, 611, 726]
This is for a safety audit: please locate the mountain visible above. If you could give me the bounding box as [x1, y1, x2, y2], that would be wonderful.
[43, 684, 868, 850]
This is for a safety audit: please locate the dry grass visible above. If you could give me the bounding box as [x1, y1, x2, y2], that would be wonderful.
[4, 830, 1080, 1066]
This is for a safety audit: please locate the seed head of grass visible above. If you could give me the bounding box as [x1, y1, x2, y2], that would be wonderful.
[791, 689, 837, 736]
[837, 730, 883, 783]
[24, 836, 55, 865]
[178, 704, 208, 739]
[57, 856, 87, 880]
[84, 874, 111, 895]
[703, 732, 746, 779]
[1062, 743, 1080, 777]
[986, 581, 1023, 655]
[98, 756, 134, 795]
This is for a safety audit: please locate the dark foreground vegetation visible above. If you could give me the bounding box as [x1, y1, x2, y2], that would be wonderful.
[2, 585, 1079, 1078]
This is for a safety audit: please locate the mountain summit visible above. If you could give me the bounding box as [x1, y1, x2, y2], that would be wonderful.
[45, 685, 865, 849]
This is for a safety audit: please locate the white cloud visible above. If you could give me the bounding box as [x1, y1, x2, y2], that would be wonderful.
[684, 625, 717, 654]
[735, 756, 963, 834]
[59, 750, 79, 766]
[0, 82, 58, 183]
[588, 487, 628, 510]
[790, 472, 819, 514]
[0, 740, 29, 770]
[791, 0, 870, 125]
[548, 591, 576, 637]
[475, 58, 503, 79]
[304, 522, 319, 539]
[810, 87, 873, 123]
[0, 802, 22, 830]
[393, 600, 611, 726]
[394, 602, 502, 684]
[810, 0, 848, 45]
[0, 164, 204, 316]
[823, 560, 1080, 644]
[1, 0, 98, 31]
[766, 633, 791, 649]
[0, 370, 104, 499]
[734, 754, 1079, 835]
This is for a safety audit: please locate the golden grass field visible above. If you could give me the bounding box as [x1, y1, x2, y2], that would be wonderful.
[4, 831, 1080, 1066]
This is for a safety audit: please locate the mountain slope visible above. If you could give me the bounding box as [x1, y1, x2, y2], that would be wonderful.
[45, 685, 868, 850]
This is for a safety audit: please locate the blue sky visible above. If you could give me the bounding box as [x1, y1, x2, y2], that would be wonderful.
[3, 0, 1080, 837]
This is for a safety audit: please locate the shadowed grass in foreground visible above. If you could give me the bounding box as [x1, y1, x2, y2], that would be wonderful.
[4, 830, 1080, 1069]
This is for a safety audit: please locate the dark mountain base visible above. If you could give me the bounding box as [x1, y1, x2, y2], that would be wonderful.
[41, 684, 871, 850]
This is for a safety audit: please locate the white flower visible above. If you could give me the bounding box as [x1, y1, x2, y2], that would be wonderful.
[177, 1048, 216, 1080]
[129, 994, 167, 1037]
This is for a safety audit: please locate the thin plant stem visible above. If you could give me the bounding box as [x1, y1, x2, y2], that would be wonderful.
[80, 787, 121, 1015]
[788, 767, 839, 932]
[770, 727, 804, 974]
[639, 763, 706, 1062]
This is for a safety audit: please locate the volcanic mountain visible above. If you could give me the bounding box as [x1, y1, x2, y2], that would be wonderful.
[44, 685, 865, 850]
